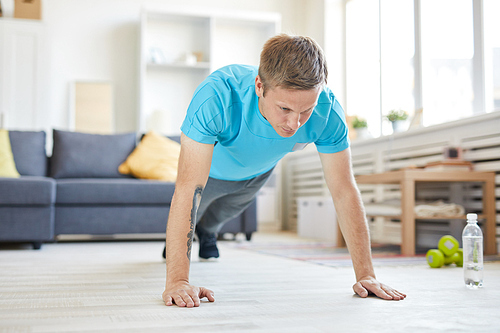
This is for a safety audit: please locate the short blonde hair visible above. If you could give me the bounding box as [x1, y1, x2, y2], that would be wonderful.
[258, 34, 328, 95]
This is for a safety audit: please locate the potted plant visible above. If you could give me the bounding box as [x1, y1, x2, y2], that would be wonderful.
[385, 109, 409, 132]
[352, 116, 371, 139]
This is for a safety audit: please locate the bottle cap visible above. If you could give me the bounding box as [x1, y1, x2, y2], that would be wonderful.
[467, 213, 477, 220]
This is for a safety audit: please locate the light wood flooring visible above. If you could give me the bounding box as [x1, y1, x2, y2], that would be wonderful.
[1, 232, 499, 332]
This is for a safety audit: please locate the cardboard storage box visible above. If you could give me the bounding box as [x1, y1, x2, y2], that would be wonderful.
[14, 0, 41, 20]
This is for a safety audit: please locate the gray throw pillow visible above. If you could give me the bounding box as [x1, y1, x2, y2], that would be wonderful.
[50, 130, 136, 179]
[9, 130, 48, 177]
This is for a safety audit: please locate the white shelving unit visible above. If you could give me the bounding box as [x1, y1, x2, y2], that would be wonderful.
[138, 8, 281, 136]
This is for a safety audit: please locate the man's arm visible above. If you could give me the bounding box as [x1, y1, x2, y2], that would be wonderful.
[319, 148, 406, 300]
[162, 133, 216, 307]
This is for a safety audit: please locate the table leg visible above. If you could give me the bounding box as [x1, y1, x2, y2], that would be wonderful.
[401, 180, 416, 256]
[484, 177, 497, 255]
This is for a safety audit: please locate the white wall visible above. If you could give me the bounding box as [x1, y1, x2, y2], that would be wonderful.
[0, 0, 335, 134]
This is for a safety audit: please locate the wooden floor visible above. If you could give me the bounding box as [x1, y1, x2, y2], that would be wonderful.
[1, 232, 499, 332]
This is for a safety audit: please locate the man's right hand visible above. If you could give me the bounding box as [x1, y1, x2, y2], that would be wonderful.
[163, 135, 215, 308]
[163, 282, 215, 307]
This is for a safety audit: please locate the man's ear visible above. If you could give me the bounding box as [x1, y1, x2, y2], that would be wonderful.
[255, 75, 264, 98]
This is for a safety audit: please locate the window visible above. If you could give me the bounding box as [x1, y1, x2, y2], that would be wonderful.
[421, 0, 474, 126]
[346, 0, 381, 137]
[345, 0, 415, 137]
[484, 0, 500, 111]
[380, 0, 414, 135]
[342, 0, 495, 137]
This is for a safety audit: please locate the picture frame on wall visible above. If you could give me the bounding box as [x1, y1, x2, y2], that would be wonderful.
[69, 81, 114, 134]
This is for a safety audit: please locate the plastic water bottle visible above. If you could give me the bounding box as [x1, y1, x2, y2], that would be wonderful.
[462, 213, 483, 288]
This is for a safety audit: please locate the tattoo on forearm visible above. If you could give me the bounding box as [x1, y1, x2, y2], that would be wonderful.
[187, 186, 203, 261]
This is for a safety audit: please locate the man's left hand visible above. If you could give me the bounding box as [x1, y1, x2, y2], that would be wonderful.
[353, 277, 406, 300]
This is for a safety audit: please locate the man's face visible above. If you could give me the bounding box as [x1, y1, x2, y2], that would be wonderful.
[255, 76, 321, 138]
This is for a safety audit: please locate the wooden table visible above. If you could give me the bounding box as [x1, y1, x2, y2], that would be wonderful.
[355, 169, 497, 256]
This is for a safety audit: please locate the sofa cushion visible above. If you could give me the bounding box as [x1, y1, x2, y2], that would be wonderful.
[0, 129, 20, 178]
[55, 206, 169, 235]
[8, 130, 47, 177]
[0, 176, 56, 205]
[50, 130, 136, 179]
[56, 178, 175, 205]
[118, 131, 181, 182]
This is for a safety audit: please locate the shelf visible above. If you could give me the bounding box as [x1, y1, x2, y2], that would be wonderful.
[366, 214, 486, 220]
[146, 62, 211, 70]
[138, 9, 280, 136]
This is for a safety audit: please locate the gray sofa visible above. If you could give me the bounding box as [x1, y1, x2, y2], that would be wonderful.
[0, 130, 257, 249]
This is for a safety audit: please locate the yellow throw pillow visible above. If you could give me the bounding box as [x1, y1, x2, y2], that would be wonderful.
[0, 129, 21, 178]
[119, 131, 181, 182]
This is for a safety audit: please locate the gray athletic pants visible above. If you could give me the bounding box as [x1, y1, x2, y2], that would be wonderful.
[195, 167, 274, 234]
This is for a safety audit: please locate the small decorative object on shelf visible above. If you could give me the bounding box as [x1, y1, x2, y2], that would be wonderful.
[443, 146, 463, 160]
[179, 52, 197, 66]
[352, 116, 371, 140]
[149, 47, 166, 64]
[14, 0, 42, 20]
[192, 51, 204, 62]
[385, 109, 409, 132]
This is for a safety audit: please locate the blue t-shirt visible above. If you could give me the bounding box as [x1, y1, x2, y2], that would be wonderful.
[181, 64, 350, 181]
